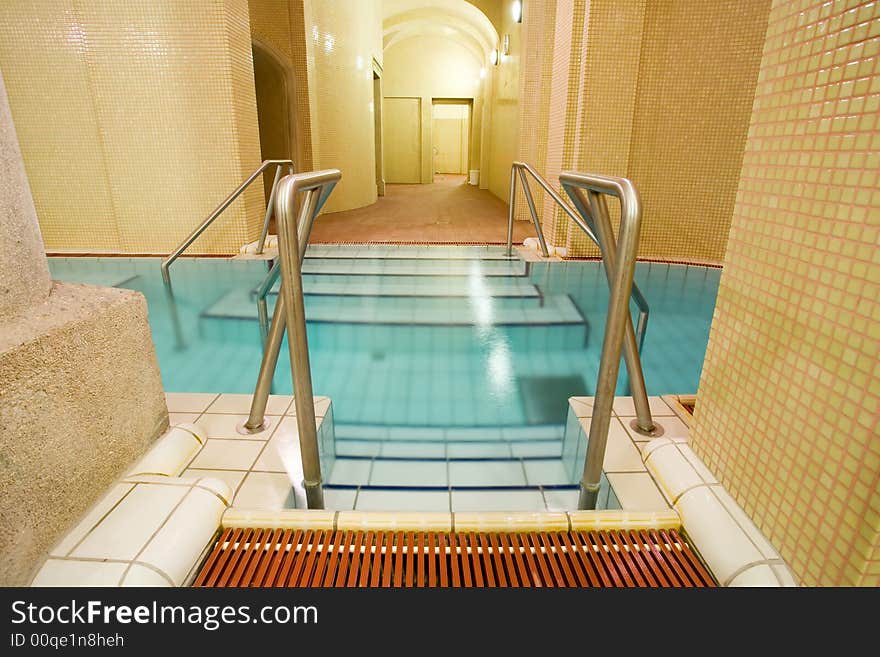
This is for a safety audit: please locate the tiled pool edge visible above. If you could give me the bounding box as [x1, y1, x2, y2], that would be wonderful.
[30, 394, 335, 587]
[564, 395, 797, 587]
[31, 393, 797, 587]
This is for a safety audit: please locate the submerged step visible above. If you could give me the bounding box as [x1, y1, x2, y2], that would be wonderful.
[304, 244, 519, 260]
[334, 423, 565, 442]
[326, 455, 574, 488]
[267, 273, 542, 298]
[300, 257, 528, 277]
[336, 438, 563, 459]
[203, 291, 581, 326]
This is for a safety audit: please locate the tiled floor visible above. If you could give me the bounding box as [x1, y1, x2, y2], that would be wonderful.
[306, 175, 539, 244]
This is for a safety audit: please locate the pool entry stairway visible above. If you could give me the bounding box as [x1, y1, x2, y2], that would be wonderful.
[161, 162, 658, 514]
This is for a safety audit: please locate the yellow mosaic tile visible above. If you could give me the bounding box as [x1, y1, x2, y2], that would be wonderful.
[0, 0, 263, 255]
[690, 0, 880, 587]
[517, 0, 770, 262]
[626, 0, 771, 262]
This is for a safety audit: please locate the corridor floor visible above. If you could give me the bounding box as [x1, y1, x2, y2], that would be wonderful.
[308, 174, 538, 244]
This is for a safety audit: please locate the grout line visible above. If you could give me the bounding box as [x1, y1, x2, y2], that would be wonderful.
[63, 484, 138, 558]
[117, 484, 197, 586]
[46, 556, 175, 587]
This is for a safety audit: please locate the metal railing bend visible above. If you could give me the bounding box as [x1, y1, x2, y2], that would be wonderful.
[241, 169, 342, 511]
[506, 162, 659, 509]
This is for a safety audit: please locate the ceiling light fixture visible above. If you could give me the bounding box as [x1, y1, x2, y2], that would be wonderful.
[512, 1, 523, 23]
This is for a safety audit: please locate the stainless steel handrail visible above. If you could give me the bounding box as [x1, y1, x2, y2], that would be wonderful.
[241, 168, 342, 510]
[506, 161, 651, 352]
[557, 171, 650, 510]
[251, 173, 337, 345]
[160, 159, 293, 287]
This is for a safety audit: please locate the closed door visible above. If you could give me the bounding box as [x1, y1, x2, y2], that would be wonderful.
[383, 97, 421, 183]
[432, 103, 469, 174]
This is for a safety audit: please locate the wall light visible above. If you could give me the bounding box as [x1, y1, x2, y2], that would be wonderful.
[512, 0, 523, 23]
[490, 49, 499, 65]
[480, 67, 487, 79]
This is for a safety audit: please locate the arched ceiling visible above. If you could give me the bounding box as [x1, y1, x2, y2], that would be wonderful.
[382, 0, 498, 64]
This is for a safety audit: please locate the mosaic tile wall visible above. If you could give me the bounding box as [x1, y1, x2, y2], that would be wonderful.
[541, 0, 587, 246]
[690, 0, 880, 586]
[627, 0, 771, 262]
[518, 0, 770, 263]
[515, 0, 557, 223]
[248, 0, 314, 172]
[566, 0, 646, 258]
[0, 0, 264, 255]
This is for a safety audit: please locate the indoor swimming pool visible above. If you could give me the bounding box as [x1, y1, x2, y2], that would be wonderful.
[48, 246, 720, 429]
[48, 245, 720, 509]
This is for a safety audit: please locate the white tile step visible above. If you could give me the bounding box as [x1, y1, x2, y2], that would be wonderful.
[300, 257, 527, 277]
[202, 292, 584, 326]
[304, 245, 519, 260]
[334, 423, 565, 442]
[264, 273, 541, 298]
[336, 438, 563, 459]
[325, 456, 574, 488]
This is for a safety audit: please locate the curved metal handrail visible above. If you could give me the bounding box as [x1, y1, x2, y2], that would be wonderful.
[251, 169, 338, 345]
[242, 169, 342, 510]
[160, 159, 293, 287]
[506, 161, 650, 352]
[557, 171, 654, 511]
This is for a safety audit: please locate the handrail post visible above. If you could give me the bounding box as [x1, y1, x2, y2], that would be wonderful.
[275, 181, 324, 510]
[506, 164, 516, 256]
[584, 192, 654, 434]
[517, 167, 550, 257]
[256, 164, 284, 255]
[243, 293, 286, 432]
[557, 173, 645, 510]
[242, 169, 341, 509]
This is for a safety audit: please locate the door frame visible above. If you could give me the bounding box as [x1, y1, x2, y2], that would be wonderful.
[372, 59, 385, 196]
[430, 98, 473, 182]
[383, 95, 423, 184]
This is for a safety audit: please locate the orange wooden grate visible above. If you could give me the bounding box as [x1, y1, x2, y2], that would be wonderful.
[193, 528, 715, 587]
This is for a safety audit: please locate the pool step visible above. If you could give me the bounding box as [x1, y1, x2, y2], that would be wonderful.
[202, 291, 579, 323]
[325, 455, 575, 488]
[336, 438, 563, 459]
[262, 273, 542, 298]
[334, 423, 565, 442]
[304, 244, 519, 261]
[204, 291, 566, 323]
[301, 257, 528, 277]
[199, 293, 588, 350]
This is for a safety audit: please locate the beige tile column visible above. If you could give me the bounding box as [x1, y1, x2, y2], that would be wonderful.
[0, 71, 50, 316]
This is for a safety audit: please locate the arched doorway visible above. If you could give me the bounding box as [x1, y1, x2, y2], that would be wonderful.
[252, 40, 295, 204]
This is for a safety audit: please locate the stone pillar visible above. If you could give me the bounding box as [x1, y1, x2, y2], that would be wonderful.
[0, 69, 169, 585]
[0, 71, 50, 316]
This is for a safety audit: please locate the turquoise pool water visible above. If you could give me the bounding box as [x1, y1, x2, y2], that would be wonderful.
[48, 246, 720, 428]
